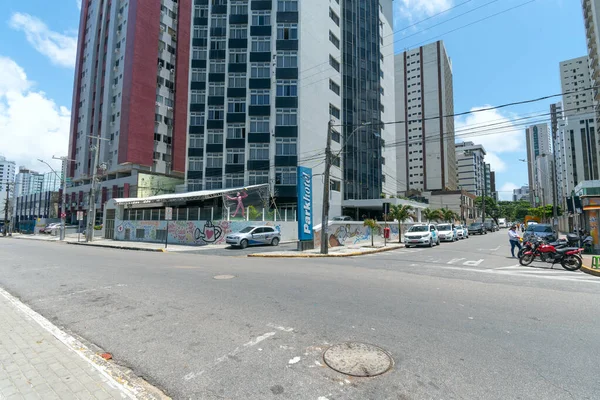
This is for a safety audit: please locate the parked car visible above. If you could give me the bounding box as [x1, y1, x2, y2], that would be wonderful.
[484, 221, 499, 232]
[332, 216, 353, 221]
[41, 223, 61, 234]
[523, 223, 557, 242]
[436, 223, 458, 242]
[226, 226, 281, 249]
[404, 223, 440, 248]
[455, 225, 469, 239]
[468, 222, 487, 235]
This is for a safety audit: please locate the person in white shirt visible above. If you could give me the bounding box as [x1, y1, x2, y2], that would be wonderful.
[508, 225, 522, 258]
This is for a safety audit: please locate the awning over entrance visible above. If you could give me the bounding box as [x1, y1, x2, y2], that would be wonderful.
[112, 184, 269, 207]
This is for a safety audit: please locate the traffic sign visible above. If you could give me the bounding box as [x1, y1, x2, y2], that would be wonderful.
[165, 207, 173, 221]
[77, 211, 84, 221]
[61, 212, 66, 219]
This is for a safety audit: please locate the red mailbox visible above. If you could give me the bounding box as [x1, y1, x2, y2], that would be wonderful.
[383, 227, 391, 239]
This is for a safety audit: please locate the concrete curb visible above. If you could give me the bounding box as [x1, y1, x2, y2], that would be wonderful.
[581, 264, 600, 277]
[67, 241, 166, 252]
[247, 244, 404, 258]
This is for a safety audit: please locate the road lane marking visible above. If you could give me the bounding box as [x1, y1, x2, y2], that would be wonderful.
[447, 258, 466, 264]
[267, 323, 294, 332]
[463, 259, 484, 266]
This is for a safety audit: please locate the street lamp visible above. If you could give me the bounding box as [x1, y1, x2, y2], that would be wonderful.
[320, 121, 372, 255]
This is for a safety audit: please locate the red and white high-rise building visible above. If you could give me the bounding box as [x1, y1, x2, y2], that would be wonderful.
[66, 0, 190, 222]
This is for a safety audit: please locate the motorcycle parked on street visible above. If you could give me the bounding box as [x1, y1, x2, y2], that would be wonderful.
[519, 237, 583, 271]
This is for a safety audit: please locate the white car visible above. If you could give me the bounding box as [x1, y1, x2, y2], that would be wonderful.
[226, 226, 281, 249]
[455, 225, 469, 239]
[404, 224, 440, 248]
[436, 223, 458, 242]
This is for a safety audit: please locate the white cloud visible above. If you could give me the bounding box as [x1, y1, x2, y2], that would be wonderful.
[9, 13, 77, 68]
[0, 56, 70, 173]
[76, 0, 82, 10]
[397, 0, 453, 19]
[499, 182, 519, 201]
[455, 106, 525, 173]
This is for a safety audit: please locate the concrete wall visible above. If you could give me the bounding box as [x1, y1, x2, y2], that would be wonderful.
[113, 219, 298, 246]
[314, 221, 418, 248]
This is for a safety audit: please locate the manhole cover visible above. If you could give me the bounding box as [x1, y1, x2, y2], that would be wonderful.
[323, 342, 392, 377]
[213, 275, 235, 280]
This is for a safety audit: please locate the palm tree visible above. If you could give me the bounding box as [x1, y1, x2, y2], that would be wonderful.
[422, 208, 435, 222]
[390, 204, 414, 243]
[363, 219, 379, 247]
[430, 209, 444, 222]
[441, 208, 458, 223]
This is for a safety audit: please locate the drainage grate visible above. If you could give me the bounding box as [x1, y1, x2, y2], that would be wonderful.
[323, 342, 393, 377]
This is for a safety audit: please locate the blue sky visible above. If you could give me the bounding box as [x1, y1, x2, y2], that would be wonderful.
[0, 0, 588, 200]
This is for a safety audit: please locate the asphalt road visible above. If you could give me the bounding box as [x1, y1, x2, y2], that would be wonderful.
[1, 232, 599, 400]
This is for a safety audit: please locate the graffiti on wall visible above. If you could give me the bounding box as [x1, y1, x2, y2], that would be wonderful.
[114, 219, 287, 246]
[314, 223, 402, 248]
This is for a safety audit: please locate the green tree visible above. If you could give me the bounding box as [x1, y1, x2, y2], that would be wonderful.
[363, 219, 379, 247]
[440, 208, 459, 223]
[429, 209, 444, 222]
[390, 204, 414, 243]
[474, 196, 500, 224]
[421, 208, 435, 222]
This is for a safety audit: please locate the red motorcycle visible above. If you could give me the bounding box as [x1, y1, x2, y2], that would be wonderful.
[519, 238, 583, 271]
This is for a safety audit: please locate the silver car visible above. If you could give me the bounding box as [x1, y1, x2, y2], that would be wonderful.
[226, 226, 281, 249]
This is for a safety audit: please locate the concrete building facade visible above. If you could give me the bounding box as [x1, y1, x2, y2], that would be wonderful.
[455, 141, 486, 197]
[560, 56, 594, 116]
[513, 185, 530, 202]
[525, 123, 552, 205]
[582, 0, 600, 106]
[394, 40, 456, 195]
[0, 155, 16, 219]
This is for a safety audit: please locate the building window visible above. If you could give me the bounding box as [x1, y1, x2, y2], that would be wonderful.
[208, 106, 224, 120]
[277, 24, 298, 40]
[229, 49, 247, 63]
[330, 179, 341, 192]
[192, 46, 206, 60]
[188, 179, 203, 191]
[276, 51, 297, 68]
[209, 60, 226, 73]
[277, 0, 298, 12]
[249, 143, 269, 160]
[332, 129, 340, 143]
[193, 5, 208, 18]
[275, 167, 296, 185]
[208, 82, 225, 96]
[252, 11, 271, 26]
[188, 157, 203, 171]
[276, 80, 297, 97]
[250, 117, 270, 133]
[251, 37, 271, 52]
[249, 171, 269, 185]
[227, 124, 246, 139]
[251, 63, 270, 78]
[207, 130, 224, 144]
[189, 134, 204, 148]
[276, 109, 297, 126]
[205, 177, 223, 190]
[231, 1, 248, 15]
[276, 138, 297, 156]
[190, 112, 205, 126]
[329, 31, 340, 48]
[228, 99, 246, 113]
[225, 173, 245, 188]
[329, 80, 340, 95]
[206, 153, 223, 168]
[193, 27, 208, 39]
[329, 104, 341, 119]
[211, 15, 227, 28]
[329, 55, 340, 72]
[229, 25, 248, 39]
[191, 68, 206, 82]
[190, 90, 205, 104]
[210, 40, 227, 51]
[228, 73, 247, 88]
[226, 149, 245, 164]
[250, 90, 270, 105]
[329, 8, 340, 26]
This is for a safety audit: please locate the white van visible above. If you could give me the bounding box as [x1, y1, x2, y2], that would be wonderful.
[498, 218, 507, 229]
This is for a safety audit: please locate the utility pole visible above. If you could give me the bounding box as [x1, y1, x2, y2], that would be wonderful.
[481, 165, 486, 225]
[87, 135, 102, 242]
[320, 120, 333, 255]
[551, 158, 558, 228]
[3, 182, 10, 237]
[52, 157, 68, 241]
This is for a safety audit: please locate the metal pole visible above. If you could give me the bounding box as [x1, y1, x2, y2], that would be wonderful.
[165, 221, 169, 249]
[59, 159, 66, 240]
[481, 166, 486, 225]
[572, 190, 578, 234]
[87, 136, 101, 242]
[3, 183, 9, 237]
[551, 158, 558, 228]
[320, 120, 333, 254]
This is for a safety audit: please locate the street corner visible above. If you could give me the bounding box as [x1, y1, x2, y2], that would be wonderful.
[247, 243, 405, 258]
[581, 264, 600, 277]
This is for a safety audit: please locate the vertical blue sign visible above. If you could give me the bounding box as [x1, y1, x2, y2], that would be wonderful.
[297, 166, 313, 241]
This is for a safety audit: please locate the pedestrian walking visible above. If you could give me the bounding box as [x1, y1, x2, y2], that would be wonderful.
[508, 225, 522, 258]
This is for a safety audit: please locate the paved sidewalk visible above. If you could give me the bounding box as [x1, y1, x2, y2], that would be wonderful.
[248, 243, 404, 257]
[0, 288, 134, 400]
[582, 254, 600, 277]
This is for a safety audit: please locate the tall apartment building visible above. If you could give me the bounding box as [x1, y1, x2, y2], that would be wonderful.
[513, 185, 530, 202]
[582, 0, 600, 105]
[560, 56, 594, 115]
[66, 0, 190, 220]
[14, 168, 44, 198]
[394, 40, 457, 195]
[0, 155, 16, 218]
[185, 0, 396, 219]
[525, 123, 552, 206]
[455, 141, 486, 196]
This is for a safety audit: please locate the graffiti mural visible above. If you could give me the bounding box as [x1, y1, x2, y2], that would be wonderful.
[314, 222, 404, 248]
[114, 219, 295, 246]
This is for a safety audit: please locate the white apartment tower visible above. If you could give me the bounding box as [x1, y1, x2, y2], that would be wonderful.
[394, 40, 456, 195]
[0, 155, 16, 218]
[582, 0, 600, 106]
[185, 0, 396, 220]
[560, 56, 594, 116]
[455, 141, 486, 196]
[525, 123, 552, 206]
